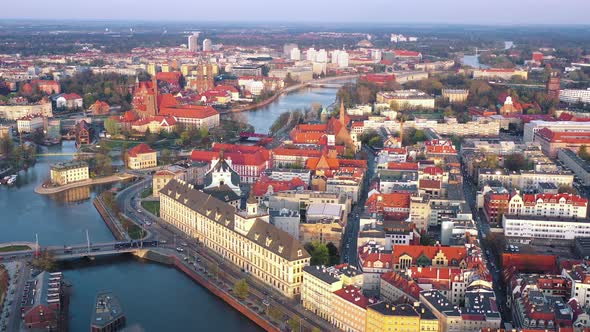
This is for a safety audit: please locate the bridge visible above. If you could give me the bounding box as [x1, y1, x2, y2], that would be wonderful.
[239, 132, 269, 139]
[36, 152, 96, 157]
[306, 83, 345, 88]
[0, 240, 162, 262]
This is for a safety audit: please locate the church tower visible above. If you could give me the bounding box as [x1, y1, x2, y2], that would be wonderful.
[246, 189, 258, 216]
[339, 100, 346, 126]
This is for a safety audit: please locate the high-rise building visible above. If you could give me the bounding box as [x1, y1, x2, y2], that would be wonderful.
[290, 48, 301, 61]
[306, 48, 317, 62]
[283, 43, 298, 57]
[188, 32, 200, 52]
[316, 49, 328, 63]
[337, 51, 349, 68]
[202, 38, 212, 52]
[547, 72, 561, 101]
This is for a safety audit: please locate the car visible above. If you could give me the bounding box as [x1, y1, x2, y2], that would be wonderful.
[91, 247, 101, 251]
[181, 242, 188, 246]
[197, 258, 201, 262]
[160, 240, 167, 244]
[183, 256, 188, 261]
[137, 209, 142, 213]
[176, 247, 184, 252]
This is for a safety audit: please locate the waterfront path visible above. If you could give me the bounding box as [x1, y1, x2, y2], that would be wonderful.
[34, 173, 136, 195]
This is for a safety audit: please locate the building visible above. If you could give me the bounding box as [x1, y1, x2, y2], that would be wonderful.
[380, 271, 420, 303]
[188, 32, 200, 52]
[160, 180, 310, 298]
[203, 157, 242, 196]
[191, 144, 270, 184]
[0, 125, 11, 139]
[159, 104, 219, 129]
[331, 285, 374, 332]
[503, 213, 590, 243]
[472, 68, 528, 80]
[301, 265, 344, 320]
[483, 191, 510, 224]
[89, 100, 110, 115]
[507, 192, 587, 219]
[153, 166, 190, 197]
[232, 64, 264, 77]
[365, 302, 439, 332]
[365, 192, 411, 221]
[478, 168, 574, 190]
[300, 203, 345, 247]
[127, 143, 157, 170]
[535, 127, 590, 158]
[392, 244, 468, 271]
[22, 272, 63, 330]
[55, 93, 83, 109]
[202, 38, 212, 52]
[50, 160, 89, 186]
[421, 289, 502, 332]
[91, 291, 126, 332]
[560, 88, 590, 104]
[75, 120, 92, 145]
[16, 114, 44, 134]
[558, 148, 590, 186]
[546, 72, 561, 101]
[442, 89, 469, 104]
[358, 243, 394, 292]
[524, 120, 590, 143]
[562, 262, 590, 308]
[376, 90, 435, 109]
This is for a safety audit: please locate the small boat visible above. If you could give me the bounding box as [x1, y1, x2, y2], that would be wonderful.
[6, 174, 17, 185]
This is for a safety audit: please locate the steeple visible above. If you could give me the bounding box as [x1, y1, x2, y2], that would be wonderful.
[339, 100, 346, 125]
[246, 188, 258, 216]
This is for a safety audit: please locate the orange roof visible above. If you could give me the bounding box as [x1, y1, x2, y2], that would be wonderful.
[306, 155, 340, 171]
[156, 71, 182, 83]
[252, 176, 306, 196]
[159, 105, 219, 119]
[272, 148, 323, 158]
[366, 193, 411, 212]
[380, 271, 420, 299]
[332, 285, 374, 309]
[157, 94, 178, 108]
[419, 179, 441, 189]
[128, 143, 155, 157]
[393, 245, 467, 265]
[388, 162, 419, 171]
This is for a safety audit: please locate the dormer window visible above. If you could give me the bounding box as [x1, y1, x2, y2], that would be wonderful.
[176, 193, 181, 199]
[254, 233, 260, 241]
[225, 219, 231, 226]
[184, 198, 188, 204]
[265, 237, 272, 247]
[297, 249, 302, 257]
[278, 245, 284, 254]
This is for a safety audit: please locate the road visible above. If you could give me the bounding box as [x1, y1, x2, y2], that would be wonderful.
[461, 166, 510, 323]
[341, 146, 376, 267]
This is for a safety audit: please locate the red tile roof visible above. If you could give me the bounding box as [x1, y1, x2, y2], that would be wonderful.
[387, 162, 419, 171]
[381, 271, 420, 299]
[251, 176, 306, 196]
[333, 285, 374, 309]
[393, 245, 467, 266]
[128, 143, 155, 157]
[419, 179, 441, 190]
[159, 105, 219, 119]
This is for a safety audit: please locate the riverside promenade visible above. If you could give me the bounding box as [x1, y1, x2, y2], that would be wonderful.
[34, 173, 136, 195]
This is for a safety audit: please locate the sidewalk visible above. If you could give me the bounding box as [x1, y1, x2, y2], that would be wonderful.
[35, 173, 135, 195]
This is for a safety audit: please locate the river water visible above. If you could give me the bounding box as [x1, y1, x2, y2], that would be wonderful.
[0, 84, 344, 331]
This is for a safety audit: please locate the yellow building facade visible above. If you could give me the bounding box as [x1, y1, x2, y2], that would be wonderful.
[50, 161, 89, 186]
[160, 180, 310, 298]
[366, 302, 440, 332]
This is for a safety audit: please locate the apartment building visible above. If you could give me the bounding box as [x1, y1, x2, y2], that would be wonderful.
[50, 161, 89, 186]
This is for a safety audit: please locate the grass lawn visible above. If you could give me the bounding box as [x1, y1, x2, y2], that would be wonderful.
[120, 216, 144, 240]
[141, 201, 160, 217]
[0, 245, 31, 252]
[99, 139, 142, 150]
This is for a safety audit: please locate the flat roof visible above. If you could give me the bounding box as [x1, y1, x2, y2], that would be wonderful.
[50, 160, 88, 171]
[91, 291, 124, 328]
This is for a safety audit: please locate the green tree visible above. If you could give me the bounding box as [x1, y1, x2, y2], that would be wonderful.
[32, 250, 56, 271]
[145, 127, 158, 145]
[93, 153, 113, 176]
[580, 145, 590, 161]
[0, 136, 14, 156]
[268, 306, 282, 321]
[209, 261, 219, 279]
[234, 279, 249, 300]
[326, 242, 340, 265]
[309, 242, 329, 266]
[104, 117, 120, 136]
[287, 318, 301, 332]
[160, 149, 174, 165]
[503, 153, 528, 171]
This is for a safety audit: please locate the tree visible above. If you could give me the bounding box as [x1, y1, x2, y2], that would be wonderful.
[309, 242, 329, 266]
[32, 250, 56, 271]
[580, 145, 590, 161]
[145, 127, 158, 145]
[287, 318, 301, 332]
[208, 261, 219, 279]
[234, 279, 249, 300]
[558, 185, 577, 194]
[160, 149, 174, 165]
[0, 136, 14, 156]
[503, 153, 528, 172]
[93, 153, 113, 176]
[268, 306, 282, 321]
[326, 242, 340, 265]
[104, 117, 120, 136]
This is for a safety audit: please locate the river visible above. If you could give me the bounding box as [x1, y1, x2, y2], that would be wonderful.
[244, 84, 347, 133]
[0, 83, 345, 331]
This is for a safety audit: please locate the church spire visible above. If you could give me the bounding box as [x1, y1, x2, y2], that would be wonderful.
[339, 100, 346, 125]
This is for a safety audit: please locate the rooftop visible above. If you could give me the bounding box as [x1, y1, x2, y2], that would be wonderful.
[50, 160, 88, 171]
[91, 291, 124, 328]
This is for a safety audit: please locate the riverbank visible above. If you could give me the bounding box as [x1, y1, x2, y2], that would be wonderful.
[34, 173, 136, 195]
[225, 74, 359, 114]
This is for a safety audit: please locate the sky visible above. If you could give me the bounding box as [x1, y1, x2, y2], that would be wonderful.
[3, 0, 590, 25]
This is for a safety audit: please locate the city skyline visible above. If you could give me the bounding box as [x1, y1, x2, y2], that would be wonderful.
[3, 0, 590, 25]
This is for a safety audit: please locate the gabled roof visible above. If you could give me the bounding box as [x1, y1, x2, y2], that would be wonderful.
[128, 143, 155, 157]
[393, 245, 467, 265]
[246, 218, 310, 261]
[160, 105, 219, 119]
